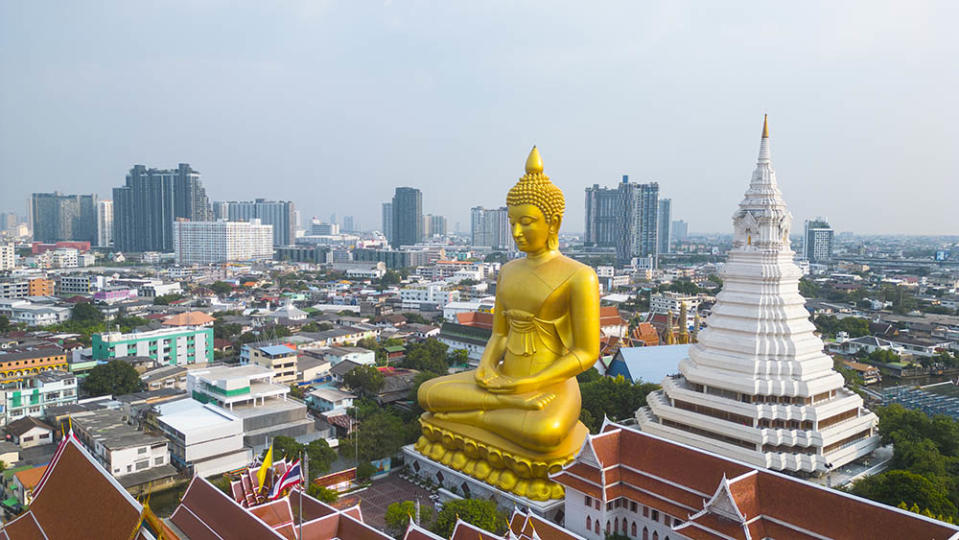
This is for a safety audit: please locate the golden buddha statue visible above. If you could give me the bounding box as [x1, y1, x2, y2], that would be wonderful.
[416, 147, 599, 501]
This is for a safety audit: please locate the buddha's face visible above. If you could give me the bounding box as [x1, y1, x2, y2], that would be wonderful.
[508, 204, 557, 254]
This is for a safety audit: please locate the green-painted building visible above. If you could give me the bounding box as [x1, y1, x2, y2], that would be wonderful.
[92, 326, 214, 366]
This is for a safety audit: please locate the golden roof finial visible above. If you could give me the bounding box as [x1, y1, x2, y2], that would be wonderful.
[525, 146, 544, 175]
[762, 114, 769, 139]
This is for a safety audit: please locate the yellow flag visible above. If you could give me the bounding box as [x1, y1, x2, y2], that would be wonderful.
[257, 444, 273, 492]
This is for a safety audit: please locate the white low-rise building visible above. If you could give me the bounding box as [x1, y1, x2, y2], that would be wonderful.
[73, 409, 170, 479]
[400, 281, 460, 310]
[649, 291, 702, 314]
[155, 398, 252, 477]
[0, 299, 71, 327]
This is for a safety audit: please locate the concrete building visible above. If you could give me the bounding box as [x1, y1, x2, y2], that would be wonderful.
[470, 206, 511, 250]
[305, 387, 355, 413]
[0, 370, 77, 427]
[0, 243, 15, 271]
[57, 274, 105, 296]
[804, 217, 834, 262]
[649, 292, 702, 314]
[0, 280, 28, 299]
[585, 176, 659, 264]
[584, 184, 620, 247]
[423, 214, 447, 238]
[381, 202, 393, 243]
[30, 192, 98, 244]
[391, 187, 422, 248]
[637, 117, 879, 474]
[72, 408, 171, 479]
[48, 248, 79, 268]
[6, 416, 55, 448]
[173, 219, 273, 265]
[27, 278, 55, 297]
[224, 199, 295, 246]
[92, 326, 213, 366]
[0, 347, 70, 385]
[97, 200, 113, 247]
[658, 198, 671, 254]
[112, 163, 212, 253]
[245, 343, 298, 384]
[154, 398, 251, 477]
[401, 281, 460, 310]
[672, 219, 688, 242]
[186, 365, 319, 452]
[0, 299, 71, 327]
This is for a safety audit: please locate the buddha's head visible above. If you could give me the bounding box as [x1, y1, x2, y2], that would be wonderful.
[506, 146, 566, 254]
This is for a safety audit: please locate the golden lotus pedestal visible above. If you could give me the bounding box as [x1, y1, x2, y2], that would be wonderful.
[413, 413, 588, 502]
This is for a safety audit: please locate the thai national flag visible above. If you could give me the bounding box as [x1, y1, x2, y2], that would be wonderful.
[269, 459, 303, 500]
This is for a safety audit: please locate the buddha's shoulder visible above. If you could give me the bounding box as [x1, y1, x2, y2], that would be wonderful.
[501, 254, 596, 282]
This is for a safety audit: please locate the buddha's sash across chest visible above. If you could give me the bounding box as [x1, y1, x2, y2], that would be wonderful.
[499, 258, 580, 358]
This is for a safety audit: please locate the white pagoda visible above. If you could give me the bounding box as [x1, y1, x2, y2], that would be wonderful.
[637, 116, 880, 474]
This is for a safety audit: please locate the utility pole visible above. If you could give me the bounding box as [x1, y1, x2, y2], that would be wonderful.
[299, 447, 308, 540]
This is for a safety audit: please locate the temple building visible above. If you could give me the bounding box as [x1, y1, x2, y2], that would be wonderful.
[636, 116, 880, 474]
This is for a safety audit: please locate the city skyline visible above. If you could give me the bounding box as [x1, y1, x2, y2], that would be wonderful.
[2, 3, 958, 235]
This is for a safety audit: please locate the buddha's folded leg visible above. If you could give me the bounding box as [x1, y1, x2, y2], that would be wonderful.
[467, 380, 581, 453]
[418, 372, 499, 412]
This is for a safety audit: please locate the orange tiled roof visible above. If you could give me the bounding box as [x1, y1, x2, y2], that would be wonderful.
[163, 311, 215, 326]
[553, 424, 959, 540]
[13, 465, 47, 490]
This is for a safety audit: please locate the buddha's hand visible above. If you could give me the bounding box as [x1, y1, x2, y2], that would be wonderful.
[481, 373, 543, 395]
[475, 365, 496, 386]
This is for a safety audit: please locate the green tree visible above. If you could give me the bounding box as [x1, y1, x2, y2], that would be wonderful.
[385, 501, 434, 534]
[72, 302, 103, 324]
[404, 339, 449, 374]
[301, 321, 320, 333]
[379, 270, 402, 288]
[342, 365, 385, 398]
[289, 384, 306, 399]
[447, 349, 469, 368]
[484, 252, 508, 263]
[356, 461, 377, 482]
[579, 375, 659, 433]
[799, 278, 820, 299]
[0, 315, 9, 332]
[263, 436, 336, 480]
[431, 499, 505, 538]
[153, 293, 183, 306]
[307, 483, 339, 503]
[667, 279, 699, 295]
[213, 322, 242, 340]
[83, 360, 144, 396]
[347, 410, 407, 462]
[850, 470, 957, 518]
[210, 281, 234, 296]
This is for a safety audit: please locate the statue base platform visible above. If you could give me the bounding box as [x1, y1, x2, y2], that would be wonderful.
[400, 445, 565, 521]
[415, 414, 587, 501]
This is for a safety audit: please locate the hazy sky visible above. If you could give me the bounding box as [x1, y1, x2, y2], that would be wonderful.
[2, 2, 957, 235]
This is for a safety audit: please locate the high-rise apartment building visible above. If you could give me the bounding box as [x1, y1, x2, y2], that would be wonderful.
[470, 206, 511, 250]
[658, 198, 671, 254]
[804, 218, 834, 262]
[584, 182, 621, 246]
[423, 214, 447, 238]
[382, 202, 393, 242]
[173, 220, 273, 265]
[31, 193, 98, 244]
[637, 117, 879, 473]
[212, 201, 229, 220]
[672, 219, 688, 242]
[391, 187, 422, 249]
[96, 200, 113, 247]
[342, 216, 355, 233]
[585, 177, 659, 264]
[113, 163, 211, 252]
[618, 179, 659, 265]
[224, 199, 295, 246]
[0, 243, 15, 271]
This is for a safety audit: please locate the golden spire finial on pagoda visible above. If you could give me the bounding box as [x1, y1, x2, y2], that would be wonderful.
[525, 145, 544, 175]
[762, 114, 769, 139]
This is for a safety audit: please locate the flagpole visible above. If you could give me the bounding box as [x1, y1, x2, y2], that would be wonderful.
[299, 448, 307, 540]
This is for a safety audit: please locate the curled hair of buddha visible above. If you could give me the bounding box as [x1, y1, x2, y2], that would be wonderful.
[506, 146, 566, 223]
